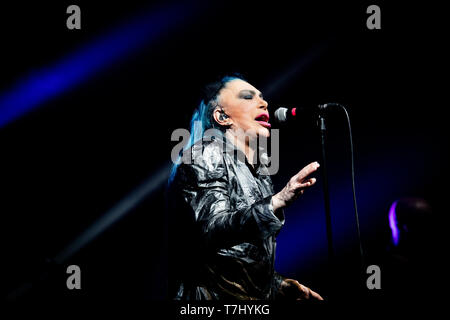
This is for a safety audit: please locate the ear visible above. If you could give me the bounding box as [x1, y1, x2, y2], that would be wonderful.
[213, 108, 232, 127]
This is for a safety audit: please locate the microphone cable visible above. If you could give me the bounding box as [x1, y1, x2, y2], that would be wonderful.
[322, 103, 365, 268]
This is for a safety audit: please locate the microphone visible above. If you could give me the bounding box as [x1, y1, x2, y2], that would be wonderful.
[273, 103, 339, 123]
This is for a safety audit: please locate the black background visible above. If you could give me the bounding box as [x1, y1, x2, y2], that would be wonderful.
[1, 0, 446, 308]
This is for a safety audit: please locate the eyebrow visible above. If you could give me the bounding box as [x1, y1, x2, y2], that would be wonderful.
[238, 89, 264, 98]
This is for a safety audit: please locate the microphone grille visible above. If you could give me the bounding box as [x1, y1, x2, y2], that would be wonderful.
[274, 107, 288, 122]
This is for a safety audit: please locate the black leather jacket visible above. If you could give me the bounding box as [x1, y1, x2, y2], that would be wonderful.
[168, 132, 285, 300]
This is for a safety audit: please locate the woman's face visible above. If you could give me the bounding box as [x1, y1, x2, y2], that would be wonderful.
[217, 79, 270, 138]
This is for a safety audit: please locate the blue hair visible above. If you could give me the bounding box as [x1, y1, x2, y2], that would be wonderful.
[168, 75, 244, 185]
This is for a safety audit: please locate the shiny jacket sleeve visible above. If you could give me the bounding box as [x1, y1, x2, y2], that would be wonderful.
[271, 271, 286, 299]
[176, 144, 284, 249]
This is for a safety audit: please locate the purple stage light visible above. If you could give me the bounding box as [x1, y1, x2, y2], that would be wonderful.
[388, 200, 399, 246]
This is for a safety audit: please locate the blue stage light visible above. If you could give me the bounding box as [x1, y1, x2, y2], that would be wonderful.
[0, 1, 206, 128]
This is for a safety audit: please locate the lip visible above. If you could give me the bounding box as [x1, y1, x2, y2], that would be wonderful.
[256, 120, 271, 128]
[255, 112, 270, 122]
[254, 112, 271, 128]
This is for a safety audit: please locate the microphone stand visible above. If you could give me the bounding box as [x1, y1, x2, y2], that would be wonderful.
[318, 108, 335, 299]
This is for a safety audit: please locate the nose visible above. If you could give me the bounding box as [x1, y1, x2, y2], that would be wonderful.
[258, 98, 268, 110]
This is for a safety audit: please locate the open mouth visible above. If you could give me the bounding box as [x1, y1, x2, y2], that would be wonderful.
[255, 113, 271, 128]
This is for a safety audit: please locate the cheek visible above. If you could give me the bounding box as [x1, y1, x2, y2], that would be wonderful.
[231, 107, 254, 127]
[229, 102, 253, 118]
[227, 102, 260, 130]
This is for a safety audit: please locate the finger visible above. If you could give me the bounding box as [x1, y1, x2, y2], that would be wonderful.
[287, 279, 323, 301]
[302, 286, 311, 299]
[295, 285, 310, 300]
[289, 281, 310, 299]
[284, 279, 304, 293]
[309, 289, 324, 300]
[296, 162, 320, 181]
[297, 178, 317, 190]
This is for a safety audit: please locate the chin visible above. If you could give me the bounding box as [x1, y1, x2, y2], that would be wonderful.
[258, 128, 271, 138]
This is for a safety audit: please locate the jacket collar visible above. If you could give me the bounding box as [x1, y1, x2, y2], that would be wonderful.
[203, 130, 267, 176]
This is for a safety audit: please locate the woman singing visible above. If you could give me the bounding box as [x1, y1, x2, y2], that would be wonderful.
[167, 74, 323, 300]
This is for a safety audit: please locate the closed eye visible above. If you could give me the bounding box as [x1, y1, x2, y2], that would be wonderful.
[238, 89, 263, 100]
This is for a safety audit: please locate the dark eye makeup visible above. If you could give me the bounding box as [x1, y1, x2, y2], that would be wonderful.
[239, 90, 263, 100]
